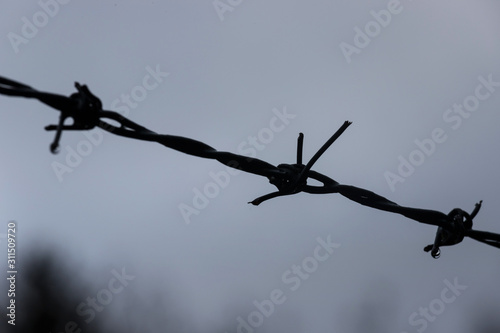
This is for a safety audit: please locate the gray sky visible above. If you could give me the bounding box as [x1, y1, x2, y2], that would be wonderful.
[1, 1, 500, 332]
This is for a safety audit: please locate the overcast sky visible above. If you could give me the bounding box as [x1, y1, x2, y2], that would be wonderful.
[1, 1, 500, 332]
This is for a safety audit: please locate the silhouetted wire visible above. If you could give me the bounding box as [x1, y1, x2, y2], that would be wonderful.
[1, 75, 499, 258]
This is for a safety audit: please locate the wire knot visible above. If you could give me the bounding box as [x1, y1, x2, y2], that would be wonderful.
[45, 83, 103, 153]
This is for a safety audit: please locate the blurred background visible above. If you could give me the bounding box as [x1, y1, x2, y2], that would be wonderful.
[1, 1, 500, 332]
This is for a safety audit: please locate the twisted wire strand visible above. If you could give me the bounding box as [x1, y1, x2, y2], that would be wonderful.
[1, 75, 499, 253]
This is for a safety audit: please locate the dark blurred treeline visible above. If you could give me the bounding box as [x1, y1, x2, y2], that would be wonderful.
[1, 246, 499, 333]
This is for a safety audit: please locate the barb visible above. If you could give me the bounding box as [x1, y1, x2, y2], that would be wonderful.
[0, 76, 102, 153]
[292, 121, 351, 191]
[297, 132, 304, 165]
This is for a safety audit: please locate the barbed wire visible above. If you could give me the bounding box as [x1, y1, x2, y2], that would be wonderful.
[1, 75, 499, 258]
